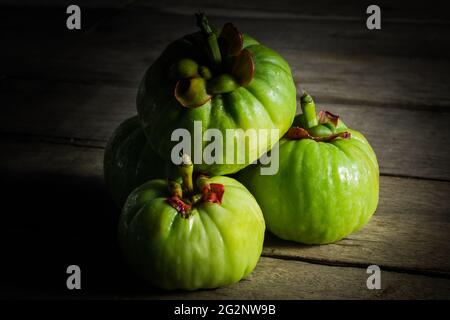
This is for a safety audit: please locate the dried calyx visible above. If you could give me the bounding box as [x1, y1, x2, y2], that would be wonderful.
[174, 13, 255, 108]
[285, 93, 351, 142]
[166, 154, 225, 218]
[285, 127, 350, 142]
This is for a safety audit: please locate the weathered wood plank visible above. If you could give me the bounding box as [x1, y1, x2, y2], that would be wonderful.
[37, 6, 450, 60]
[2, 1, 449, 300]
[264, 176, 450, 277]
[1, 138, 449, 278]
[3, 251, 450, 299]
[5, 49, 449, 111]
[136, 0, 450, 23]
[3, 0, 448, 22]
[2, 79, 449, 180]
[289, 52, 450, 111]
[3, 7, 449, 110]
[146, 257, 450, 300]
[0, 80, 136, 145]
[322, 102, 450, 181]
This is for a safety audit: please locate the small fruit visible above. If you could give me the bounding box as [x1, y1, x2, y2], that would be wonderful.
[103, 116, 175, 207]
[239, 93, 379, 244]
[119, 155, 265, 290]
[137, 14, 296, 175]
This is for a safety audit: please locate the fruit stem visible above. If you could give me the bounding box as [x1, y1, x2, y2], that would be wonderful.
[179, 154, 194, 194]
[196, 13, 222, 72]
[300, 92, 318, 129]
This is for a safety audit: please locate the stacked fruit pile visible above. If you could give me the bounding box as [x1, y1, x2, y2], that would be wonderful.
[104, 14, 379, 290]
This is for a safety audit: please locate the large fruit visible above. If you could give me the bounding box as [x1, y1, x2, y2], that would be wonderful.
[239, 93, 379, 244]
[137, 14, 296, 175]
[103, 116, 175, 207]
[119, 155, 265, 290]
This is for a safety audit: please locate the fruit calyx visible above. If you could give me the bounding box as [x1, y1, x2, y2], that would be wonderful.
[166, 154, 225, 217]
[285, 127, 351, 142]
[318, 110, 340, 127]
[166, 196, 192, 218]
[173, 13, 254, 108]
[197, 174, 224, 204]
[286, 92, 351, 142]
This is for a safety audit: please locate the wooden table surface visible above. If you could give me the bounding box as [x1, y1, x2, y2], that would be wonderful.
[1, 0, 450, 299]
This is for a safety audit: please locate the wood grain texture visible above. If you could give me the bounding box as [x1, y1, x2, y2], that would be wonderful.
[3, 7, 449, 112]
[1, 1, 450, 299]
[2, 79, 449, 180]
[1, 138, 449, 279]
[32, 6, 450, 60]
[5, 49, 449, 111]
[3, 6, 449, 115]
[264, 177, 450, 277]
[289, 52, 450, 111]
[146, 257, 450, 300]
[2, 0, 449, 23]
[136, 0, 450, 23]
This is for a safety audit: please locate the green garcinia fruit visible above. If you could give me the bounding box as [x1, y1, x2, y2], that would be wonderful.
[137, 13, 296, 175]
[118, 155, 265, 290]
[239, 93, 379, 244]
[103, 116, 175, 207]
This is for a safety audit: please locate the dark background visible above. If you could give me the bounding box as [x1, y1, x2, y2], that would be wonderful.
[1, 0, 450, 299]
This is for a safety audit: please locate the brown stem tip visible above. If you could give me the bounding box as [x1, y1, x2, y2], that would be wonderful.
[318, 110, 340, 127]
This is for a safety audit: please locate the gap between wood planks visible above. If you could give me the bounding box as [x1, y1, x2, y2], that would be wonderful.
[1, 137, 449, 280]
[2, 2, 450, 298]
[1, 131, 448, 184]
[5, 74, 450, 114]
[138, 3, 450, 26]
[3, 0, 450, 25]
[2, 77, 449, 182]
[261, 254, 450, 280]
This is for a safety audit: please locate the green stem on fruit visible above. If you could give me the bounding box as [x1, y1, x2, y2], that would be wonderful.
[300, 92, 318, 129]
[179, 154, 194, 194]
[196, 13, 222, 72]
